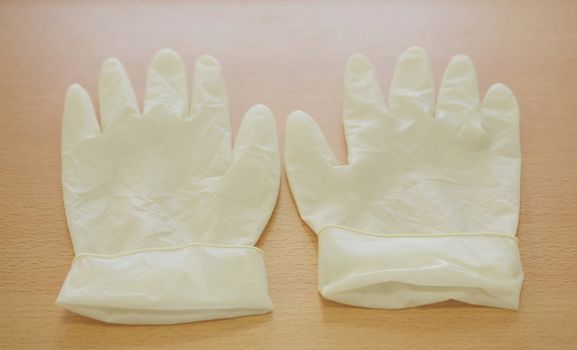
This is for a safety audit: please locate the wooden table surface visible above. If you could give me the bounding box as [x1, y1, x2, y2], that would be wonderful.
[1, 1, 576, 349]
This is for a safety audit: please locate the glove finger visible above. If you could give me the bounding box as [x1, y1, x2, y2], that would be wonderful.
[286, 111, 338, 223]
[436, 55, 480, 127]
[62, 84, 100, 152]
[286, 110, 338, 171]
[99, 58, 140, 130]
[231, 104, 278, 165]
[344, 55, 387, 117]
[190, 55, 229, 118]
[220, 104, 280, 244]
[388, 46, 435, 120]
[343, 54, 389, 163]
[482, 83, 520, 159]
[144, 49, 188, 118]
[188, 55, 232, 176]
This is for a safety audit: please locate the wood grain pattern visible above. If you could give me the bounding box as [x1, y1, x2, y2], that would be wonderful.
[1, 1, 576, 349]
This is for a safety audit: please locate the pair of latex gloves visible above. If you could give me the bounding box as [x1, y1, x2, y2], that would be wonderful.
[57, 47, 523, 324]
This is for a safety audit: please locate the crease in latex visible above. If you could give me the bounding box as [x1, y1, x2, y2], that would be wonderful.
[73, 241, 265, 262]
[317, 224, 519, 242]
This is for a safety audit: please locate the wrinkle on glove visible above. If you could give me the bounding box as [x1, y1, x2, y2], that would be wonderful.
[285, 47, 523, 309]
[58, 49, 280, 324]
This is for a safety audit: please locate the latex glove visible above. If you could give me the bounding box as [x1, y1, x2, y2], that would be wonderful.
[286, 47, 523, 309]
[57, 49, 279, 324]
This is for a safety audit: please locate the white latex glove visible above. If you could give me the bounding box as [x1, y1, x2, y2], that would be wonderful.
[286, 47, 523, 309]
[57, 49, 279, 324]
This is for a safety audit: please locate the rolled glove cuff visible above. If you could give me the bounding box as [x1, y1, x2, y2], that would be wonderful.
[317, 225, 523, 310]
[56, 243, 273, 324]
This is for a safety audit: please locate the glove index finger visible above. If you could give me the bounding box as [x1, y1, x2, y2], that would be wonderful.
[344, 54, 387, 118]
[190, 55, 229, 118]
[62, 84, 100, 152]
[99, 57, 140, 130]
[187, 55, 232, 176]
